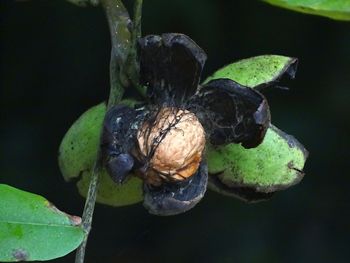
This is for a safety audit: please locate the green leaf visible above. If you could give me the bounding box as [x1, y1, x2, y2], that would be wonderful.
[58, 101, 143, 207]
[204, 55, 297, 89]
[263, 0, 350, 21]
[0, 184, 84, 262]
[207, 125, 308, 194]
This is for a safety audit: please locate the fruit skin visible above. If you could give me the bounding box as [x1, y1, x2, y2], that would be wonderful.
[77, 169, 143, 207]
[203, 55, 307, 200]
[58, 103, 105, 182]
[58, 102, 143, 207]
[207, 125, 308, 195]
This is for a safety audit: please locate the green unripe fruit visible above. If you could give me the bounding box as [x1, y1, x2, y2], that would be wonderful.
[58, 102, 143, 207]
[207, 125, 308, 197]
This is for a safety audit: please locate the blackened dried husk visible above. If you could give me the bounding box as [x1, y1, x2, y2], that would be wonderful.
[101, 105, 145, 183]
[190, 79, 271, 149]
[139, 33, 270, 148]
[143, 162, 208, 216]
[101, 33, 272, 216]
[138, 33, 207, 107]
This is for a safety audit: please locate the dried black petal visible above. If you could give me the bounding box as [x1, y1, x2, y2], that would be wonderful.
[190, 79, 271, 148]
[138, 33, 207, 106]
[101, 105, 142, 183]
[143, 162, 208, 216]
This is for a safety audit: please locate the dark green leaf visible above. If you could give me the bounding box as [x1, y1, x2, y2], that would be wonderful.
[263, 0, 350, 21]
[0, 184, 84, 262]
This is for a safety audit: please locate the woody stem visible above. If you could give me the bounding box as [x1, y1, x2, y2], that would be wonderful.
[74, 1, 133, 263]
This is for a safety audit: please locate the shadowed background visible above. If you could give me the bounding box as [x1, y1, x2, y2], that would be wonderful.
[1, 0, 349, 262]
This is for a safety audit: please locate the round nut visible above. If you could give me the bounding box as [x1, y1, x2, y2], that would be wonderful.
[137, 107, 206, 184]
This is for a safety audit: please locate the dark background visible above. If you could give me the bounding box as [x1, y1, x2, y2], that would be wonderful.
[1, 0, 349, 262]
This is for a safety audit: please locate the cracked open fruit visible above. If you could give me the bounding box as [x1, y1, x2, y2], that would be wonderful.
[100, 33, 270, 216]
[58, 34, 308, 216]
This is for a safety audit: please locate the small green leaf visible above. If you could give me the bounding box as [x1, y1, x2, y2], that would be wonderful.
[0, 184, 84, 262]
[58, 101, 143, 207]
[204, 55, 297, 89]
[207, 125, 308, 194]
[263, 0, 350, 21]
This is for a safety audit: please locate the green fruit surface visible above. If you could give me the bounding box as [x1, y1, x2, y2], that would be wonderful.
[206, 125, 308, 193]
[58, 102, 143, 207]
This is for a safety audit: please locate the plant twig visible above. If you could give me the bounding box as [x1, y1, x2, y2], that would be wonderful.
[132, 0, 143, 42]
[128, 0, 142, 76]
[108, 48, 126, 107]
[101, 0, 131, 67]
[74, 158, 101, 263]
[127, 0, 146, 97]
[101, 0, 132, 106]
[75, 1, 132, 263]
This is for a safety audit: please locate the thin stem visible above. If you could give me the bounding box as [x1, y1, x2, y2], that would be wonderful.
[108, 48, 124, 107]
[133, 0, 143, 42]
[74, 1, 132, 263]
[127, 0, 147, 97]
[74, 159, 101, 263]
[129, 0, 142, 67]
[101, 0, 131, 66]
[101, 0, 132, 106]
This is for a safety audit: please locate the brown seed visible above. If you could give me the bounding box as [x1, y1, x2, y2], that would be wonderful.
[137, 107, 206, 185]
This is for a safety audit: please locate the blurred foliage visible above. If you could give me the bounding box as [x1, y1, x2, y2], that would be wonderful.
[264, 0, 350, 21]
[66, 0, 99, 6]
